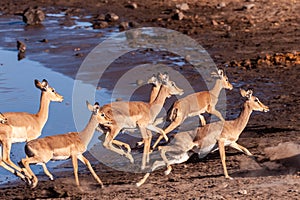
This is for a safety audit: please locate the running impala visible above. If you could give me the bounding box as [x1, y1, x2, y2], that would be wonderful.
[0, 79, 63, 179]
[152, 69, 233, 149]
[19, 102, 104, 188]
[97, 73, 184, 170]
[136, 88, 269, 186]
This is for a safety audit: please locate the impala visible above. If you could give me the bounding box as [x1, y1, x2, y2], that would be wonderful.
[152, 69, 233, 149]
[97, 73, 184, 170]
[0, 79, 63, 178]
[19, 102, 104, 188]
[136, 88, 269, 186]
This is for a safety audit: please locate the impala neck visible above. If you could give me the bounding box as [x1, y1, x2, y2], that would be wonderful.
[36, 92, 51, 128]
[209, 79, 223, 98]
[232, 102, 253, 134]
[79, 113, 98, 147]
[149, 84, 161, 104]
[149, 85, 169, 120]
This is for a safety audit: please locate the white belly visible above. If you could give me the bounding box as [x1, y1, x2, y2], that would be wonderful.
[52, 156, 70, 160]
[11, 127, 28, 143]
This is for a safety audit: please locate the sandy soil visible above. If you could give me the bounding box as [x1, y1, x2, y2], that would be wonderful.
[0, 0, 299, 199]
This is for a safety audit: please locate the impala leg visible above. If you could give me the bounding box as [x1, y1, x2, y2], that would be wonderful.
[77, 154, 104, 188]
[103, 128, 134, 163]
[41, 163, 53, 180]
[112, 140, 132, 154]
[136, 173, 150, 187]
[152, 115, 184, 150]
[20, 157, 39, 188]
[229, 142, 253, 156]
[0, 159, 25, 179]
[2, 140, 23, 173]
[71, 155, 80, 186]
[198, 114, 206, 126]
[210, 108, 225, 122]
[139, 126, 152, 170]
[218, 139, 232, 179]
[158, 146, 173, 175]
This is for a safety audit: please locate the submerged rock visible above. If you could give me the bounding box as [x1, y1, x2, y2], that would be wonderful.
[23, 7, 45, 25]
[17, 40, 26, 52]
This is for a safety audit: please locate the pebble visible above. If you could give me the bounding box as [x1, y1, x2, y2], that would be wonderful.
[172, 11, 184, 20]
[105, 12, 119, 22]
[93, 21, 109, 29]
[238, 189, 248, 195]
[126, 2, 138, 9]
[40, 38, 48, 43]
[216, 2, 226, 9]
[176, 3, 189, 11]
[119, 22, 129, 31]
[17, 40, 26, 52]
[243, 4, 255, 10]
[212, 19, 218, 26]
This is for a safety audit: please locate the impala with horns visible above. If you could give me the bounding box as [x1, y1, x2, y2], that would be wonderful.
[97, 73, 184, 170]
[137, 88, 269, 186]
[0, 79, 63, 179]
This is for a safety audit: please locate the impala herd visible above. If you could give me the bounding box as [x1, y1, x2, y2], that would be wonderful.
[0, 69, 269, 188]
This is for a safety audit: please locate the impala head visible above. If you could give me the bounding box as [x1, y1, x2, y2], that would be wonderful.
[147, 74, 160, 87]
[218, 69, 233, 90]
[0, 112, 7, 124]
[95, 106, 115, 127]
[240, 89, 269, 112]
[159, 72, 184, 97]
[35, 79, 64, 102]
[86, 101, 100, 115]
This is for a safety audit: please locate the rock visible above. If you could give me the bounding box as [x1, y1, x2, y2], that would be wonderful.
[40, 38, 48, 43]
[105, 12, 119, 22]
[126, 2, 138, 9]
[176, 3, 189, 11]
[243, 4, 255, 10]
[172, 11, 185, 20]
[238, 189, 248, 195]
[93, 21, 109, 29]
[23, 7, 45, 25]
[216, 2, 226, 9]
[17, 40, 26, 52]
[212, 19, 218, 26]
[119, 22, 129, 31]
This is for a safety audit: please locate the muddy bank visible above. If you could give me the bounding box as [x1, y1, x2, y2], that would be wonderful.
[0, 0, 299, 199]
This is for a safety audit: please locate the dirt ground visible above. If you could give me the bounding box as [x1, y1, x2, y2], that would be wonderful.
[0, 0, 299, 199]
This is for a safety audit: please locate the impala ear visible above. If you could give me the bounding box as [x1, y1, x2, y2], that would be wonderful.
[86, 100, 94, 112]
[159, 72, 169, 84]
[240, 88, 253, 99]
[35, 79, 47, 91]
[218, 69, 224, 77]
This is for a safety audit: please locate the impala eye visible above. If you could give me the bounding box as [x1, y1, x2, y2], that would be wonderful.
[52, 89, 55, 92]
[254, 98, 259, 102]
[101, 113, 105, 117]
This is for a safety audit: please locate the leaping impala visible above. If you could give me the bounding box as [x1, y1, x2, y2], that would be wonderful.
[19, 102, 104, 188]
[0, 79, 63, 178]
[151, 69, 233, 149]
[97, 73, 184, 170]
[136, 88, 269, 186]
